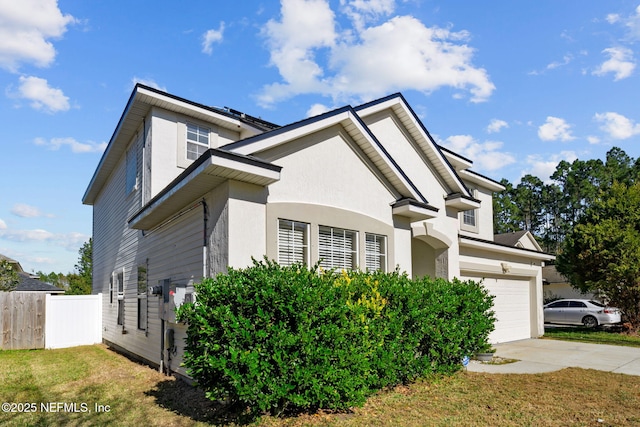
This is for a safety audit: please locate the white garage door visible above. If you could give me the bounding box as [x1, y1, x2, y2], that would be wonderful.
[461, 275, 532, 343]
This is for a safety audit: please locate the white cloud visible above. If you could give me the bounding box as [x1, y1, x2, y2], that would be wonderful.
[131, 77, 167, 92]
[0, 226, 88, 251]
[34, 137, 107, 153]
[524, 151, 578, 183]
[0, 219, 6, 230]
[441, 135, 515, 172]
[546, 54, 573, 70]
[587, 135, 600, 144]
[306, 103, 332, 117]
[0, 228, 54, 242]
[607, 5, 640, 41]
[538, 116, 575, 142]
[11, 204, 54, 218]
[594, 112, 640, 140]
[14, 75, 70, 113]
[340, 0, 395, 32]
[606, 13, 621, 24]
[0, 0, 76, 71]
[486, 119, 508, 134]
[259, 0, 337, 105]
[258, 0, 494, 106]
[592, 47, 635, 81]
[627, 5, 640, 39]
[202, 22, 225, 54]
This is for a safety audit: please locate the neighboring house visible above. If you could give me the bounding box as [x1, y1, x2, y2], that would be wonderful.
[493, 230, 541, 252]
[1, 254, 23, 273]
[83, 84, 553, 376]
[16, 272, 66, 294]
[1, 254, 64, 294]
[542, 264, 594, 301]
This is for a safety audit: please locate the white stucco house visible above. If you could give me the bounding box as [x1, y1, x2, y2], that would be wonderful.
[83, 84, 553, 376]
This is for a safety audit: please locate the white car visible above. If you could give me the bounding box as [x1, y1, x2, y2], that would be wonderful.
[543, 299, 622, 328]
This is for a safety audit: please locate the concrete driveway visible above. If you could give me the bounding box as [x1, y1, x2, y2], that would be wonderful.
[466, 338, 640, 376]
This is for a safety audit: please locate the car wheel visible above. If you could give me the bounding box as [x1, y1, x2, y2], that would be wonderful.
[582, 315, 598, 328]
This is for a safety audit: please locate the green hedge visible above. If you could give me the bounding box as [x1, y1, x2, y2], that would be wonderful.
[176, 259, 494, 415]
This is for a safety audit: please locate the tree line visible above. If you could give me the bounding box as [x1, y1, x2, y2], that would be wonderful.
[493, 147, 640, 329]
[0, 239, 92, 294]
[37, 239, 93, 295]
[493, 147, 640, 254]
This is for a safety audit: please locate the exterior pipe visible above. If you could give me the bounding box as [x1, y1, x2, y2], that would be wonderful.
[160, 318, 164, 374]
[202, 199, 208, 278]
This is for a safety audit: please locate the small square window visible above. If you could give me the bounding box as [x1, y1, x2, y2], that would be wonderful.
[186, 123, 210, 160]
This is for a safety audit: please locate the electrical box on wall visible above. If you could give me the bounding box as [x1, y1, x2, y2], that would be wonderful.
[158, 279, 196, 323]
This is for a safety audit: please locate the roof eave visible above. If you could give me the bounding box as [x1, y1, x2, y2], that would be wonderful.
[128, 149, 281, 230]
[459, 235, 555, 261]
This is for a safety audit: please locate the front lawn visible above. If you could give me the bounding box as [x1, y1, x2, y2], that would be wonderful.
[1, 345, 639, 426]
[543, 326, 640, 347]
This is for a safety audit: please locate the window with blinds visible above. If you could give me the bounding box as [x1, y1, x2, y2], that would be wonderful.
[463, 209, 476, 227]
[318, 226, 358, 270]
[365, 233, 386, 272]
[278, 219, 309, 266]
[462, 188, 478, 229]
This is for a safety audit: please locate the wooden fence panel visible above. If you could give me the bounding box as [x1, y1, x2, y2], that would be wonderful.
[0, 292, 46, 350]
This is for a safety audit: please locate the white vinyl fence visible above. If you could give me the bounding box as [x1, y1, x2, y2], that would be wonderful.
[45, 293, 102, 349]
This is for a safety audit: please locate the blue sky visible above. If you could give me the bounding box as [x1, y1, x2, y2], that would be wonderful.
[1, 0, 640, 274]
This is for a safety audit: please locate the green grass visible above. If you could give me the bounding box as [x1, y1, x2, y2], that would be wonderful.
[543, 326, 640, 347]
[1, 344, 640, 426]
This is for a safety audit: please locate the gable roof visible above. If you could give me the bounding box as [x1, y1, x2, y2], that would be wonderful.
[494, 230, 543, 252]
[354, 93, 472, 197]
[0, 254, 23, 272]
[222, 104, 430, 205]
[83, 84, 278, 206]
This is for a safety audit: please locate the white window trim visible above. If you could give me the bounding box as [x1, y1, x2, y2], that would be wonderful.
[365, 233, 387, 272]
[116, 268, 125, 326]
[186, 122, 211, 161]
[137, 264, 148, 332]
[318, 225, 359, 270]
[277, 219, 310, 266]
[461, 188, 479, 233]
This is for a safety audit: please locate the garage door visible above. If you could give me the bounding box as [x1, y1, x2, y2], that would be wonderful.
[461, 275, 532, 343]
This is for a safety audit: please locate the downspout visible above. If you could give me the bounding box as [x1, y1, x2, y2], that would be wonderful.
[160, 318, 164, 373]
[202, 199, 208, 278]
[142, 118, 146, 205]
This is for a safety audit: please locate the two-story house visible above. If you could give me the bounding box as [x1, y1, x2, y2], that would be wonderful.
[83, 84, 552, 376]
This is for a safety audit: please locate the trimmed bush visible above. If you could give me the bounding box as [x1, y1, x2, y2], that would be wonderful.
[176, 258, 494, 415]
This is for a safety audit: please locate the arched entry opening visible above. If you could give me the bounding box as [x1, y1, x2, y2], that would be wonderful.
[411, 222, 452, 280]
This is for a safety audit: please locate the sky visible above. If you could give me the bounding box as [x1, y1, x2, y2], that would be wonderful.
[1, 0, 640, 274]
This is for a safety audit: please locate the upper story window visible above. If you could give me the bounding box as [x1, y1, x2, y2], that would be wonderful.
[461, 188, 478, 232]
[365, 233, 387, 272]
[463, 209, 476, 227]
[278, 219, 309, 266]
[186, 123, 210, 160]
[319, 226, 358, 270]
